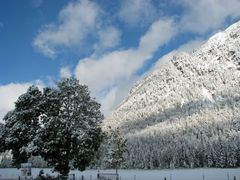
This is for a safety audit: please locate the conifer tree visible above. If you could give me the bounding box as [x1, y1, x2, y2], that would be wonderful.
[0, 123, 5, 153]
[104, 127, 127, 178]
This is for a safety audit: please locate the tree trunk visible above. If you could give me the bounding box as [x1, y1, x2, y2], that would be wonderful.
[116, 168, 119, 180]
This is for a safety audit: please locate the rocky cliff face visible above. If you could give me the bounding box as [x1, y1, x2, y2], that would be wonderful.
[103, 21, 240, 168]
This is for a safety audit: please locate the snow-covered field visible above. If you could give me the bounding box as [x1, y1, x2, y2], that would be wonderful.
[0, 168, 240, 180]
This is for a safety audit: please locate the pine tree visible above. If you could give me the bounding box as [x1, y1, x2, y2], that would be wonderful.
[34, 78, 104, 177]
[104, 127, 127, 178]
[0, 123, 5, 153]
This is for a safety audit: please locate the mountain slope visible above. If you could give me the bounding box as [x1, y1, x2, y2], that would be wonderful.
[104, 21, 240, 168]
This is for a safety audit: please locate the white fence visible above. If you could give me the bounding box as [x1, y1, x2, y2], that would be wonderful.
[0, 168, 240, 180]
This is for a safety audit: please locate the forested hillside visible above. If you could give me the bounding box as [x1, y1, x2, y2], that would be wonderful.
[104, 21, 240, 169]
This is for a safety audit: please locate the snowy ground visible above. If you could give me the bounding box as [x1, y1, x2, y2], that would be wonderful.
[0, 168, 240, 180]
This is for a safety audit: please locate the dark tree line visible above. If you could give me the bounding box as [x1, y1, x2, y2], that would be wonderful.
[125, 113, 240, 169]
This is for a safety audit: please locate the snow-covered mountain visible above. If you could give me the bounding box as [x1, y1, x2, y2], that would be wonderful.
[104, 21, 240, 169]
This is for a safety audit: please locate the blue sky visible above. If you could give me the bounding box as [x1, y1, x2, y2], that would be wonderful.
[0, 0, 240, 122]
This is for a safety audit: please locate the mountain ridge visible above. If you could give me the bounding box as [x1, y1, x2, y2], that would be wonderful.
[103, 21, 240, 169]
[104, 20, 240, 132]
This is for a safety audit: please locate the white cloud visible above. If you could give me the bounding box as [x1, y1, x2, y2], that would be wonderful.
[99, 78, 138, 115]
[75, 19, 176, 91]
[60, 66, 72, 78]
[75, 49, 139, 92]
[118, 0, 240, 32]
[100, 87, 118, 115]
[118, 0, 157, 26]
[180, 0, 240, 34]
[94, 27, 121, 52]
[75, 18, 177, 115]
[33, 0, 100, 58]
[139, 18, 177, 54]
[0, 81, 44, 123]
